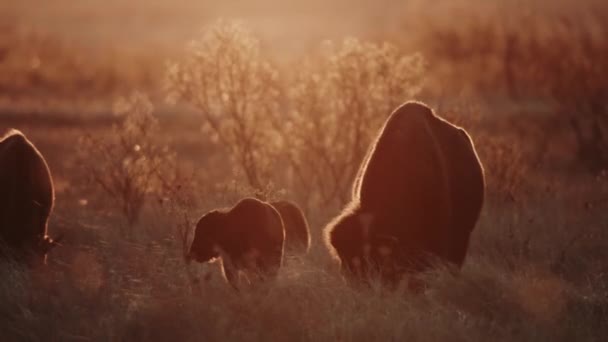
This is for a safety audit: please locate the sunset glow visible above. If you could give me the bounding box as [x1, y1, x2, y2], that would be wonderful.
[1, 0, 607, 340]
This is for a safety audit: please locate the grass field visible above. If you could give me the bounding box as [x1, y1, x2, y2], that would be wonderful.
[1, 0, 607, 341]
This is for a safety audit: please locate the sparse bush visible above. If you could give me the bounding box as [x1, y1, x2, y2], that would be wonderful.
[78, 92, 174, 235]
[166, 23, 426, 212]
[166, 20, 282, 198]
[283, 38, 426, 210]
[153, 163, 198, 260]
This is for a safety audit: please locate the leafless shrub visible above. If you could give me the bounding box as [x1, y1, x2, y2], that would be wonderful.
[78, 92, 173, 236]
[283, 38, 426, 209]
[153, 162, 198, 260]
[166, 20, 282, 198]
[165, 23, 425, 212]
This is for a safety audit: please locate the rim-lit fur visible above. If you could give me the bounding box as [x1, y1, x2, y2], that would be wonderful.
[188, 198, 285, 288]
[271, 200, 311, 253]
[0, 129, 60, 265]
[325, 101, 485, 286]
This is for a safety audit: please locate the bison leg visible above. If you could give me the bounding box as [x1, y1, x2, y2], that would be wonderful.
[222, 265, 240, 289]
[219, 257, 242, 289]
[259, 249, 282, 279]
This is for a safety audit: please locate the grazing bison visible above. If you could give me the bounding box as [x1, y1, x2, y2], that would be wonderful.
[325, 101, 485, 285]
[271, 200, 311, 253]
[187, 198, 285, 288]
[0, 129, 61, 265]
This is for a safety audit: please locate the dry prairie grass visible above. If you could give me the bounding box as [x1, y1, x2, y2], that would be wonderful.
[1, 1, 608, 341]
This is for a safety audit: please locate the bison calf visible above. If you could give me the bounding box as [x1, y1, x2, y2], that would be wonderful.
[271, 200, 310, 253]
[325, 101, 485, 286]
[0, 129, 62, 265]
[187, 198, 285, 288]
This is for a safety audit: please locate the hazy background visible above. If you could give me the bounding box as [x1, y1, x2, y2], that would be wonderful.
[2, 0, 407, 58]
[1, 1, 607, 341]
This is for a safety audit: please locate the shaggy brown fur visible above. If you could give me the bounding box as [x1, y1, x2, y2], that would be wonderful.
[0, 129, 61, 265]
[271, 200, 311, 253]
[187, 198, 285, 288]
[325, 101, 485, 285]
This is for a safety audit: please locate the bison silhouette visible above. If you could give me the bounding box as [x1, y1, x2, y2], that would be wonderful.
[187, 198, 285, 288]
[0, 129, 62, 265]
[271, 200, 310, 253]
[325, 101, 485, 285]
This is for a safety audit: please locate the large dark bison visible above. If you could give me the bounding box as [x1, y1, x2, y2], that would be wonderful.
[0, 129, 62, 265]
[187, 198, 285, 288]
[271, 200, 310, 253]
[325, 101, 485, 285]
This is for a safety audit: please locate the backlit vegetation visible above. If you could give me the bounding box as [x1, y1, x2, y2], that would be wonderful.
[167, 21, 282, 197]
[1, 1, 607, 341]
[77, 93, 174, 233]
[285, 39, 425, 209]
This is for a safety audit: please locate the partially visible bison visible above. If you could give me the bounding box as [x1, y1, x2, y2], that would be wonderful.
[271, 200, 310, 253]
[187, 198, 285, 288]
[0, 129, 62, 265]
[325, 101, 485, 286]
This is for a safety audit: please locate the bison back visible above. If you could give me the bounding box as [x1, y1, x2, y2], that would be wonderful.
[356, 102, 453, 256]
[429, 118, 485, 266]
[0, 130, 54, 254]
[225, 198, 285, 262]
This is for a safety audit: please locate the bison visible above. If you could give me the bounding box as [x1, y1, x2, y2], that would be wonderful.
[0, 129, 62, 265]
[271, 200, 311, 253]
[187, 198, 285, 288]
[325, 101, 485, 286]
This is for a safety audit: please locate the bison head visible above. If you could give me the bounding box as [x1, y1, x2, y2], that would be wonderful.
[187, 211, 223, 264]
[14, 234, 64, 266]
[329, 211, 400, 283]
[329, 212, 370, 278]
